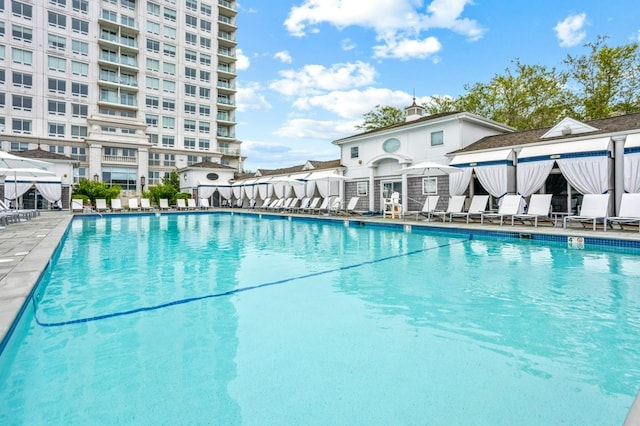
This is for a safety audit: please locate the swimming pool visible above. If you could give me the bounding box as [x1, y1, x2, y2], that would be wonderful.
[1, 213, 639, 424]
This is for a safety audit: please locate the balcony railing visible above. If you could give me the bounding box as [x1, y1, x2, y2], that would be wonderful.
[217, 31, 236, 42]
[100, 33, 138, 48]
[218, 0, 237, 11]
[216, 80, 236, 89]
[103, 155, 137, 164]
[217, 97, 235, 106]
[217, 147, 240, 155]
[217, 48, 235, 57]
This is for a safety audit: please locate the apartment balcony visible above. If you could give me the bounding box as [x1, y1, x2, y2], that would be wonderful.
[103, 155, 138, 164]
[217, 31, 236, 48]
[98, 33, 139, 53]
[99, 10, 139, 34]
[217, 47, 236, 58]
[217, 64, 236, 78]
[99, 52, 139, 71]
[216, 81, 236, 95]
[217, 146, 240, 156]
[218, 14, 237, 32]
[99, 75, 139, 90]
[218, 0, 238, 13]
[216, 98, 236, 110]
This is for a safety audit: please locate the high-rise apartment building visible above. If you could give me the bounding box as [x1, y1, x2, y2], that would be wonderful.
[0, 0, 239, 194]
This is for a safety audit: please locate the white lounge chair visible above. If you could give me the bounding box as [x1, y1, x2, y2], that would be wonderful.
[140, 198, 152, 211]
[417, 195, 440, 220]
[95, 199, 109, 212]
[563, 193, 610, 231]
[450, 195, 489, 223]
[481, 195, 522, 225]
[512, 194, 553, 227]
[430, 196, 466, 222]
[110, 198, 122, 212]
[128, 198, 141, 211]
[71, 199, 84, 213]
[256, 197, 271, 210]
[314, 196, 333, 214]
[338, 196, 360, 215]
[176, 199, 187, 210]
[159, 199, 171, 210]
[187, 199, 197, 210]
[303, 197, 320, 214]
[605, 193, 640, 232]
[199, 198, 211, 209]
[294, 197, 310, 213]
[268, 198, 284, 211]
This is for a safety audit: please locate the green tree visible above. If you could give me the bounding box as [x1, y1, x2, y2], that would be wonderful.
[147, 184, 177, 206]
[355, 105, 405, 131]
[564, 36, 640, 119]
[422, 95, 459, 115]
[162, 170, 181, 192]
[456, 59, 574, 130]
[72, 179, 121, 205]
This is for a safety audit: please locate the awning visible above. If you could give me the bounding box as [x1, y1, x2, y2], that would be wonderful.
[233, 178, 256, 186]
[4, 176, 61, 183]
[449, 149, 514, 168]
[624, 133, 640, 153]
[197, 180, 231, 187]
[518, 137, 611, 163]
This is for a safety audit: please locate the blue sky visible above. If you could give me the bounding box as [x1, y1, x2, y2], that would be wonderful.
[234, 0, 640, 172]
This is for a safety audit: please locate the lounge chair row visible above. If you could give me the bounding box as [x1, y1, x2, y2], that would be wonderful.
[252, 196, 361, 215]
[0, 200, 38, 226]
[73, 198, 212, 213]
[418, 192, 640, 232]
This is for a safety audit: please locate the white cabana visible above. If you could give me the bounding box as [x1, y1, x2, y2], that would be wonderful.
[449, 149, 515, 198]
[4, 175, 62, 207]
[517, 137, 611, 195]
[255, 176, 273, 201]
[305, 171, 348, 198]
[624, 134, 640, 193]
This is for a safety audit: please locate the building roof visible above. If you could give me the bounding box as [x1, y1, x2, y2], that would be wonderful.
[253, 159, 343, 177]
[449, 112, 640, 154]
[12, 148, 74, 161]
[185, 161, 236, 170]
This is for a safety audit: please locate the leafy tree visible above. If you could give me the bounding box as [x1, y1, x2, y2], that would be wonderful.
[72, 179, 121, 205]
[564, 36, 640, 119]
[456, 60, 575, 130]
[355, 105, 405, 131]
[162, 170, 181, 192]
[422, 95, 459, 115]
[147, 184, 177, 205]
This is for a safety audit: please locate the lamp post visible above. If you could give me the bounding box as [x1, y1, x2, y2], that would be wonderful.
[93, 173, 99, 182]
[141, 176, 146, 193]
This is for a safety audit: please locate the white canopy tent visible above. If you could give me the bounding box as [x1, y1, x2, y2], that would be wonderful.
[449, 149, 515, 199]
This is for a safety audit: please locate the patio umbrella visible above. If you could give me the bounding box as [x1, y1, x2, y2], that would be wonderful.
[399, 161, 462, 212]
[0, 150, 51, 170]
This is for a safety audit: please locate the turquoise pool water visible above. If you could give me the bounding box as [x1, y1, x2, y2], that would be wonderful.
[1, 213, 640, 424]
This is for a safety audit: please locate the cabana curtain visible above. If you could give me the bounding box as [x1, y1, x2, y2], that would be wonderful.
[474, 166, 508, 198]
[198, 186, 216, 200]
[35, 181, 62, 204]
[624, 154, 640, 193]
[516, 160, 554, 197]
[448, 168, 473, 196]
[217, 186, 232, 201]
[557, 156, 609, 194]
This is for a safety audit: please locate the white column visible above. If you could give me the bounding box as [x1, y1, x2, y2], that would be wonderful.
[612, 135, 626, 215]
[368, 167, 375, 212]
[401, 172, 408, 215]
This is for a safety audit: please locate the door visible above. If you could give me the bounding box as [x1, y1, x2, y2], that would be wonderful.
[381, 181, 402, 211]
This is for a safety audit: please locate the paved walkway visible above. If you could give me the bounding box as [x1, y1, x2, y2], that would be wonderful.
[0, 211, 71, 341]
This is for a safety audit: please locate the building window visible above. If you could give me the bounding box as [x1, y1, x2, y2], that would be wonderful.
[163, 62, 175, 75]
[162, 98, 175, 111]
[12, 94, 31, 111]
[12, 118, 31, 134]
[48, 11, 66, 28]
[184, 137, 195, 149]
[200, 3, 211, 15]
[48, 78, 66, 94]
[199, 87, 210, 99]
[72, 18, 88, 35]
[199, 121, 210, 133]
[145, 114, 158, 127]
[422, 177, 437, 195]
[430, 130, 444, 146]
[199, 139, 210, 150]
[12, 47, 32, 65]
[147, 2, 160, 16]
[199, 70, 210, 82]
[102, 167, 137, 190]
[148, 152, 160, 166]
[146, 95, 159, 108]
[185, 0, 196, 11]
[185, 50, 196, 62]
[10, 142, 29, 151]
[185, 32, 197, 45]
[72, 0, 88, 13]
[71, 125, 87, 139]
[12, 24, 32, 42]
[163, 43, 176, 57]
[162, 80, 175, 93]
[199, 105, 210, 116]
[48, 55, 66, 72]
[146, 20, 160, 35]
[48, 34, 66, 50]
[72, 103, 88, 117]
[184, 102, 196, 114]
[71, 146, 87, 161]
[162, 135, 174, 147]
[200, 19, 211, 32]
[356, 182, 368, 196]
[72, 82, 88, 97]
[148, 133, 158, 145]
[48, 100, 66, 115]
[184, 119, 196, 131]
[71, 61, 88, 76]
[350, 146, 359, 159]
[185, 67, 196, 79]
[12, 71, 31, 88]
[147, 39, 160, 53]
[72, 39, 88, 55]
[162, 116, 175, 129]
[163, 153, 175, 166]
[200, 53, 211, 66]
[146, 76, 159, 90]
[164, 25, 176, 40]
[12, 1, 32, 19]
[185, 84, 196, 96]
[146, 58, 159, 72]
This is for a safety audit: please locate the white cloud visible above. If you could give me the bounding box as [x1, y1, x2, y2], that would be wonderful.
[236, 82, 272, 112]
[341, 38, 356, 51]
[284, 0, 485, 59]
[274, 118, 359, 139]
[293, 88, 419, 119]
[373, 36, 442, 60]
[236, 49, 250, 71]
[274, 50, 293, 63]
[554, 13, 587, 47]
[269, 61, 377, 96]
[241, 138, 340, 171]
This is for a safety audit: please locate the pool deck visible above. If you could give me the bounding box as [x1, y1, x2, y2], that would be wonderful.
[1, 209, 640, 423]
